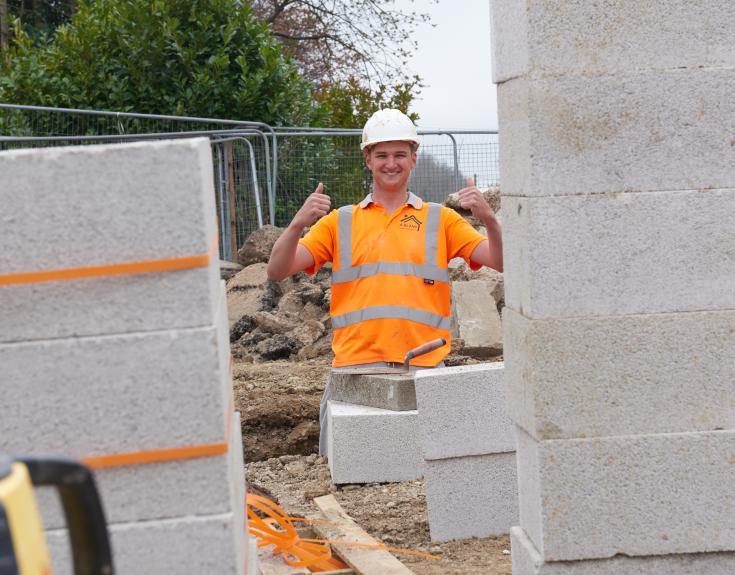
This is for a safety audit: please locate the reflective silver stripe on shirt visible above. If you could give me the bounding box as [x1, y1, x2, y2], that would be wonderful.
[337, 205, 353, 271]
[333, 202, 446, 285]
[332, 305, 452, 330]
[424, 202, 441, 267]
[332, 261, 450, 283]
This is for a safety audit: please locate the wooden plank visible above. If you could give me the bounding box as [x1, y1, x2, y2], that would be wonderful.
[312, 495, 414, 575]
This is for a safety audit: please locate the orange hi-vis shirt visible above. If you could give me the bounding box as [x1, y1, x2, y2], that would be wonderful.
[299, 192, 487, 367]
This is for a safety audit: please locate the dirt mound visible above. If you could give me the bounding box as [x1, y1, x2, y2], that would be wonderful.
[233, 359, 330, 462]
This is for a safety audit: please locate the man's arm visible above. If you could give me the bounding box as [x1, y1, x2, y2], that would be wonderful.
[456, 177, 503, 272]
[267, 182, 331, 281]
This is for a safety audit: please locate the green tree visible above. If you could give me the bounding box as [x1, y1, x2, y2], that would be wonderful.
[315, 75, 420, 128]
[0, 0, 321, 125]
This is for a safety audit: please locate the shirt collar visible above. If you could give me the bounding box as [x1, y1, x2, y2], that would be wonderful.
[358, 191, 423, 209]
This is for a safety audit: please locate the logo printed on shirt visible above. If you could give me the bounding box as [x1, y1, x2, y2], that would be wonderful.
[399, 214, 422, 231]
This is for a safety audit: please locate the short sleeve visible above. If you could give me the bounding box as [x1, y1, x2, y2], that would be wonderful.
[442, 207, 486, 271]
[298, 209, 338, 275]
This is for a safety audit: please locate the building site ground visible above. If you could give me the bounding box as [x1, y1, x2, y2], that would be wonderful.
[235, 358, 511, 574]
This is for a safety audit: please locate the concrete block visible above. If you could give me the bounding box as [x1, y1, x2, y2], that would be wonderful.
[0, 259, 221, 344]
[490, 1, 735, 83]
[414, 363, 514, 460]
[497, 71, 735, 197]
[516, 427, 735, 561]
[502, 190, 735, 318]
[0, 138, 219, 343]
[451, 281, 503, 357]
[327, 401, 424, 484]
[0, 326, 229, 457]
[503, 308, 735, 440]
[37, 449, 233, 529]
[37, 410, 243, 529]
[230, 412, 247, 575]
[424, 453, 517, 542]
[46, 512, 244, 575]
[329, 372, 417, 411]
[511, 526, 735, 575]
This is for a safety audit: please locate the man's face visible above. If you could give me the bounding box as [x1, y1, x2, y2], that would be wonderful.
[364, 141, 417, 193]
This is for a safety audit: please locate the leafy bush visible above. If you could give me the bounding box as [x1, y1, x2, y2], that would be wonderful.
[0, 0, 322, 125]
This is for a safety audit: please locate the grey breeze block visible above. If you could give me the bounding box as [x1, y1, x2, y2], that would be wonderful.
[329, 371, 417, 411]
[490, 0, 735, 83]
[0, 138, 220, 343]
[503, 307, 735, 440]
[37, 409, 244, 529]
[46, 512, 245, 575]
[0, 323, 231, 457]
[414, 363, 514, 460]
[511, 526, 735, 575]
[516, 426, 735, 562]
[501, 189, 735, 319]
[496, 71, 735, 197]
[424, 453, 517, 543]
[327, 401, 424, 484]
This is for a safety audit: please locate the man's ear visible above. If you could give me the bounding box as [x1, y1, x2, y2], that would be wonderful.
[363, 149, 372, 169]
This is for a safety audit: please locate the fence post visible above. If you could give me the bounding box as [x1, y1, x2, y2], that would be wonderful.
[224, 141, 238, 262]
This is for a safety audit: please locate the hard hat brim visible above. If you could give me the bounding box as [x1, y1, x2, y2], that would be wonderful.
[360, 136, 421, 151]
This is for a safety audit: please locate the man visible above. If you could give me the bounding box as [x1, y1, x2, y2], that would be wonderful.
[267, 108, 502, 455]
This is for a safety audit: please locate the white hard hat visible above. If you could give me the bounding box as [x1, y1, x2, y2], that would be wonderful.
[360, 108, 421, 150]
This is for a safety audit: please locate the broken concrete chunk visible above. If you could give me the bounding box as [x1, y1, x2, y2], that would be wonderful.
[227, 262, 269, 290]
[252, 311, 297, 335]
[237, 225, 283, 266]
[289, 320, 326, 346]
[452, 281, 503, 358]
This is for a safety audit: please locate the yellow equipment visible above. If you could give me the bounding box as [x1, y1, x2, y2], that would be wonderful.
[0, 455, 113, 575]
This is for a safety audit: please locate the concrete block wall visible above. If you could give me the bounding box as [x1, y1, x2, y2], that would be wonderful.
[414, 364, 518, 542]
[0, 139, 247, 574]
[490, 1, 735, 572]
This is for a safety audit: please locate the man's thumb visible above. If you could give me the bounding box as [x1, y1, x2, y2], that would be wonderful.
[466, 176, 475, 187]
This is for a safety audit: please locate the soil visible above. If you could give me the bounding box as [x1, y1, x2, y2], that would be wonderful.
[234, 356, 511, 574]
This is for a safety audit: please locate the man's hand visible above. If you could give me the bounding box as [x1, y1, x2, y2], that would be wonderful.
[457, 177, 497, 223]
[267, 182, 328, 280]
[459, 177, 503, 272]
[292, 182, 331, 230]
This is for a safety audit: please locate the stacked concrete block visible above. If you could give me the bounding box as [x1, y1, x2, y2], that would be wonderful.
[0, 139, 247, 574]
[414, 364, 517, 542]
[327, 401, 424, 484]
[490, 1, 735, 573]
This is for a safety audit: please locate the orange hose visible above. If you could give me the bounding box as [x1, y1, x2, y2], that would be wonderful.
[246, 493, 441, 572]
[247, 493, 347, 572]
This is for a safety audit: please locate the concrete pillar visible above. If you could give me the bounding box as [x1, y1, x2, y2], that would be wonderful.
[490, 1, 735, 572]
[0, 139, 246, 574]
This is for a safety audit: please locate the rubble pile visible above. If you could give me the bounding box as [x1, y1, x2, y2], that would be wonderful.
[228, 264, 333, 362]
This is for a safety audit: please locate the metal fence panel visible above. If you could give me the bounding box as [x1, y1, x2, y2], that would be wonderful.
[1, 104, 499, 260]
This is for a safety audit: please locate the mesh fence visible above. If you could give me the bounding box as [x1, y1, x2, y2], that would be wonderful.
[0, 104, 499, 260]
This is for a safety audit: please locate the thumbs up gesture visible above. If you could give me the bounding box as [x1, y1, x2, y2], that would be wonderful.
[292, 182, 331, 229]
[457, 177, 497, 222]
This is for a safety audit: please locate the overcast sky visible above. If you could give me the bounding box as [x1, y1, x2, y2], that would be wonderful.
[395, 0, 498, 131]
